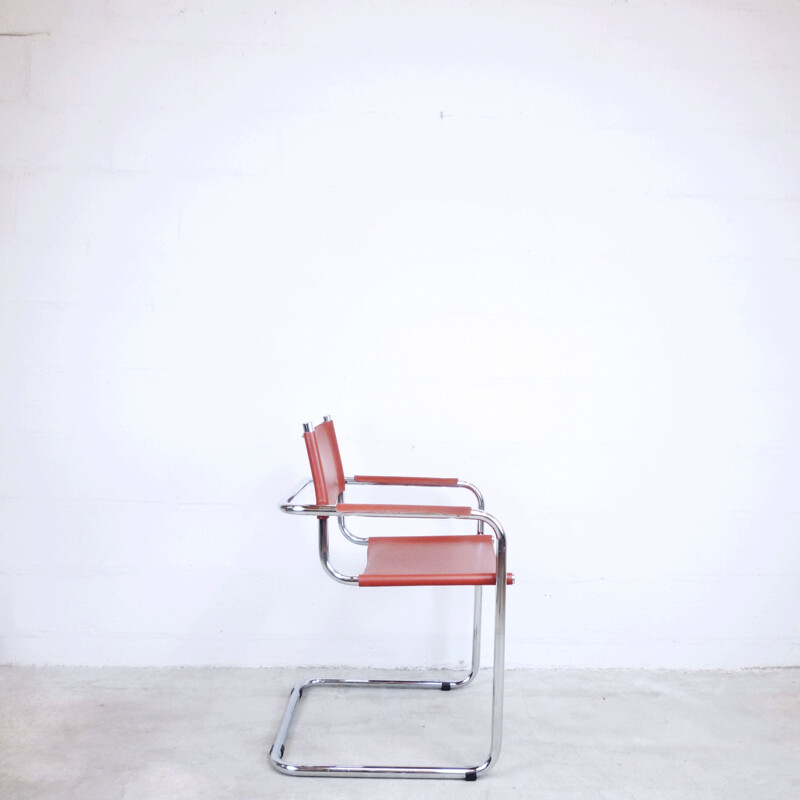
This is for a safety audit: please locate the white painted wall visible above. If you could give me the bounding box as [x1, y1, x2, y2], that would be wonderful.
[1, 0, 798, 669]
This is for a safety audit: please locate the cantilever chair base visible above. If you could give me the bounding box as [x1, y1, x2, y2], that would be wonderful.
[269, 674, 493, 780]
[269, 577, 501, 780]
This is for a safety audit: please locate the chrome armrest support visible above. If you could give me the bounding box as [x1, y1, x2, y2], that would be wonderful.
[337, 491, 368, 546]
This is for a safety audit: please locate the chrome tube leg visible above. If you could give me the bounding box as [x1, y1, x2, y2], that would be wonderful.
[450, 585, 482, 690]
[475, 522, 507, 777]
[490, 560, 507, 765]
[470, 585, 483, 677]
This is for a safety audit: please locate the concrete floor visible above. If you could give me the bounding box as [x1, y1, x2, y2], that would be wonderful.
[1, 666, 798, 799]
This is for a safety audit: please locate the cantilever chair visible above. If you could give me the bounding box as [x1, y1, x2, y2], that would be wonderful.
[270, 416, 513, 780]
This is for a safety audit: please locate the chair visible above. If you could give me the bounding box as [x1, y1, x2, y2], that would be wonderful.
[269, 416, 513, 780]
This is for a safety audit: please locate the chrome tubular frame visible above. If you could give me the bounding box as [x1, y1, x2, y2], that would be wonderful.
[318, 518, 359, 585]
[272, 485, 508, 780]
[336, 492, 368, 545]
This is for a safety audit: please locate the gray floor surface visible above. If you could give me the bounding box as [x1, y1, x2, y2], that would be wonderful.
[1, 665, 798, 799]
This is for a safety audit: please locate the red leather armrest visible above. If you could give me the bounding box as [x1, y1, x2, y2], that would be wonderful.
[352, 475, 459, 487]
[337, 503, 472, 517]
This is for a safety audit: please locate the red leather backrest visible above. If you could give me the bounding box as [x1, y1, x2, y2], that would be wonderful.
[303, 419, 345, 505]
